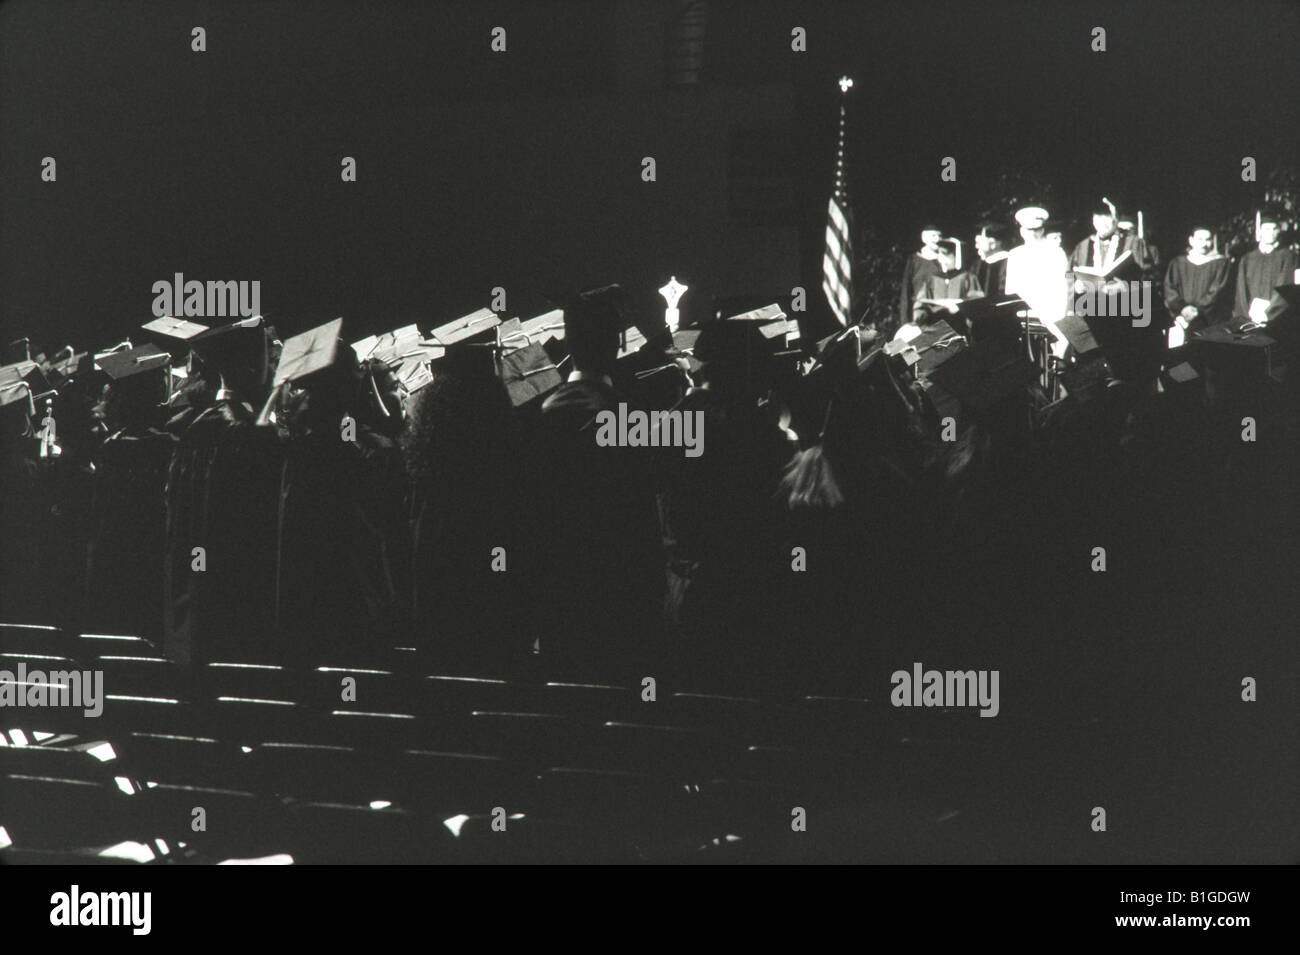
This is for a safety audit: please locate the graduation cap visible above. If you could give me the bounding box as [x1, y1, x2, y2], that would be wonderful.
[273, 317, 344, 387]
[617, 325, 648, 361]
[0, 359, 39, 389]
[395, 355, 434, 396]
[4, 338, 31, 364]
[517, 308, 566, 347]
[558, 284, 629, 379]
[97, 344, 172, 407]
[352, 324, 422, 365]
[428, 308, 500, 346]
[723, 303, 801, 351]
[923, 339, 1038, 414]
[690, 319, 788, 396]
[950, 295, 1027, 343]
[888, 319, 967, 378]
[190, 317, 270, 394]
[140, 316, 209, 353]
[0, 360, 54, 423]
[498, 341, 562, 409]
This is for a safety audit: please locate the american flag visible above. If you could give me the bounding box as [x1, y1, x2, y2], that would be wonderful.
[821, 76, 854, 327]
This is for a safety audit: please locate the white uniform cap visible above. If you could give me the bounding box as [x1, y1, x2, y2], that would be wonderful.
[1014, 207, 1049, 229]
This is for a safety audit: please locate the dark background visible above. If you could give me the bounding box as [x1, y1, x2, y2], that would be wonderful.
[2, 0, 1297, 348]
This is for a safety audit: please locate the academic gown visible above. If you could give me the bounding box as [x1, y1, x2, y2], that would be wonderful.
[1233, 247, 1299, 325]
[403, 373, 521, 669]
[275, 423, 408, 667]
[656, 387, 793, 671]
[973, 251, 1009, 299]
[163, 403, 283, 666]
[1163, 254, 1232, 330]
[533, 379, 664, 678]
[899, 252, 942, 328]
[912, 269, 984, 323]
[87, 427, 177, 640]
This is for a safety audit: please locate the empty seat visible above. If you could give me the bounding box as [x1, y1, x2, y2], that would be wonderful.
[395, 748, 535, 814]
[0, 773, 147, 850]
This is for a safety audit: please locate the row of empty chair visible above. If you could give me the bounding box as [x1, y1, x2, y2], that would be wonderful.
[1, 622, 1029, 863]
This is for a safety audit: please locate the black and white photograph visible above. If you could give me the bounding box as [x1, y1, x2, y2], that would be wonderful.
[0, 0, 1296, 929]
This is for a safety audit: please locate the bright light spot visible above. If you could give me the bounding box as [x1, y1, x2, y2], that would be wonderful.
[114, 776, 135, 795]
[0, 826, 12, 849]
[99, 841, 155, 863]
[155, 839, 170, 855]
[443, 814, 470, 838]
[369, 800, 392, 810]
[215, 697, 294, 706]
[105, 695, 179, 704]
[32, 732, 55, 742]
[217, 853, 294, 865]
[240, 746, 253, 754]
[8, 730, 29, 747]
[86, 741, 117, 762]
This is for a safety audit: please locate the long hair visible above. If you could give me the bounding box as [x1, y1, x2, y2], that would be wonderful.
[780, 442, 845, 511]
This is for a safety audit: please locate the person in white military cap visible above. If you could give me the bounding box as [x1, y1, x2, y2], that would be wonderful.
[1005, 205, 1071, 357]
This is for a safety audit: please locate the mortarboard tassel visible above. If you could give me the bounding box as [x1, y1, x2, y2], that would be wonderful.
[370, 369, 392, 417]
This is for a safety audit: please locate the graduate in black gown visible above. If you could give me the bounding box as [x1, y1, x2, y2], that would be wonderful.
[402, 340, 520, 669]
[533, 285, 664, 679]
[163, 320, 281, 666]
[86, 347, 177, 640]
[656, 320, 792, 680]
[273, 330, 409, 667]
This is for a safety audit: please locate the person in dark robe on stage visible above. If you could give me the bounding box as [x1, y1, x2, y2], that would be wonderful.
[911, 238, 983, 324]
[898, 224, 944, 328]
[532, 285, 664, 678]
[1163, 224, 1232, 334]
[1233, 212, 1299, 329]
[1069, 198, 1160, 293]
[972, 221, 1011, 299]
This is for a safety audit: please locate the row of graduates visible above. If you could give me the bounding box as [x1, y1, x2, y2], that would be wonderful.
[5, 276, 1297, 688]
[0, 293, 942, 685]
